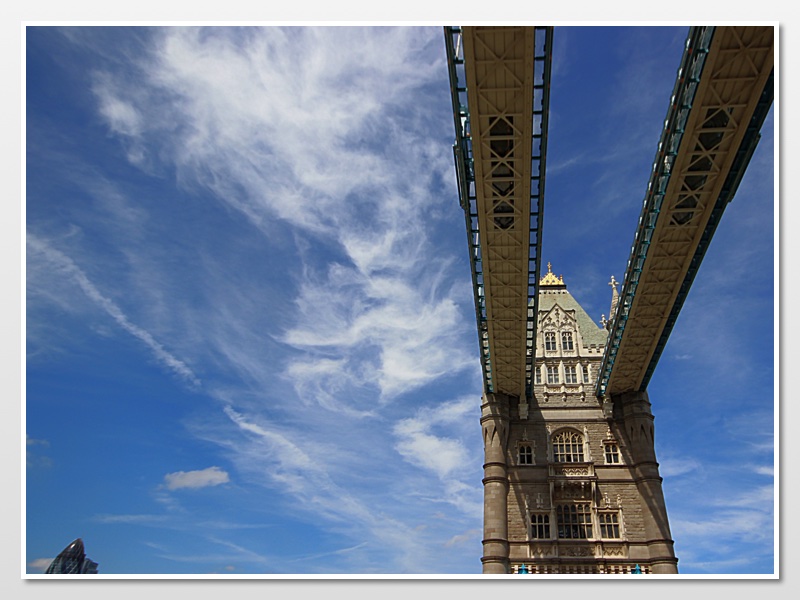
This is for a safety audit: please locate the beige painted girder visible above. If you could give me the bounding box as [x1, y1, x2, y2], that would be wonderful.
[607, 26, 773, 395]
[462, 26, 537, 400]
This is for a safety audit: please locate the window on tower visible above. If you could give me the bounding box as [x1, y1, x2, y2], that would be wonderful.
[531, 513, 551, 539]
[598, 512, 621, 539]
[545, 331, 557, 351]
[544, 331, 556, 352]
[582, 364, 591, 383]
[518, 444, 534, 465]
[561, 331, 574, 351]
[547, 365, 559, 384]
[557, 503, 592, 539]
[564, 365, 577, 384]
[552, 430, 584, 462]
[604, 442, 620, 464]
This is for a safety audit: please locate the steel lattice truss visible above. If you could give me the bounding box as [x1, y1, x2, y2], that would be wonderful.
[446, 25, 772, 403]
[446, 26, 553, 400]
[598, 26, 774, 398]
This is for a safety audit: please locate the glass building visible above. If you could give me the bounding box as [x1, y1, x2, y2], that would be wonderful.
[45, 538, 99, 574]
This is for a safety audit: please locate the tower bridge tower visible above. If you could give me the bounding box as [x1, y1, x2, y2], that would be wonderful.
[481, 264, 678, 574]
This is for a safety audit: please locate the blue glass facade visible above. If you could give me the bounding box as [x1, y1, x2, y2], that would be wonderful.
[45, 538, 99, 574]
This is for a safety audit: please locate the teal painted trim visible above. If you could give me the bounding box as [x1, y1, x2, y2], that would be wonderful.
[596, 26, 715, 399]
[445, 26, 494, 393]
[526, 26, 553, 399]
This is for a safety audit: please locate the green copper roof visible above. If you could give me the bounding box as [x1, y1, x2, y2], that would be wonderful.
[536, 287, 608, 348]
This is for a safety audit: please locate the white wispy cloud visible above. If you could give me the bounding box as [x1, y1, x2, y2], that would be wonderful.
[93, 513, 171, 524]
[284, 265, 472, 404]
[26, 435, 51, 468]
[444, 529, 481, 548]
[392, 396, 483, 519]
[394, 396, 474, 480]
[753, 465, 774, 476]
[27, 26, 484, 573]
[213, 404, 472, 572]
[163, 466, 230, 490]
[96, 27, 450, 236]
[673, 507, 773, 542]
[668, 478, 774, 569]
[27, 233, 201, 387]
[85, 26, 471, 410]
[93, 72, 143, 137]
[658, 455, 702, 478]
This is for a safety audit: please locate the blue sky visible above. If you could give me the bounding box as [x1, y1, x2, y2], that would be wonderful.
[23, 25, 775, 578]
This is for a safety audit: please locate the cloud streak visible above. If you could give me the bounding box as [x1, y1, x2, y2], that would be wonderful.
[86, 26, 472, 411]
[27, 233, 201, 387]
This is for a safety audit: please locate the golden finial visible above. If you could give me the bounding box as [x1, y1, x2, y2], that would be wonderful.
[539, 262, 565, 286]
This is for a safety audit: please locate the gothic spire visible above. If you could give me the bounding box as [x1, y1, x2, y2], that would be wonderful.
[606, 275, 619, 331]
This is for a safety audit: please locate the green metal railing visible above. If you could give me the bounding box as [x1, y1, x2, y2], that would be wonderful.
[596, 26, 715, 399]
[526, 26, 553, 399]
[445, 26, 493, 393]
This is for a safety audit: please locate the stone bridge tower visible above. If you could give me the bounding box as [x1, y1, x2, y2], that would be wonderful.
[481, 265, 678, 574]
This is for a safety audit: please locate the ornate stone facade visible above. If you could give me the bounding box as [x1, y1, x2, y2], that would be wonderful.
[481, 266, 678, 574]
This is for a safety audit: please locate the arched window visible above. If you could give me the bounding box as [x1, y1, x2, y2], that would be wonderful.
[552, 430, 584, 463]
[530, 513, 550, 539]
[544, 331, 557, 351]
[518, 444, 533, 465]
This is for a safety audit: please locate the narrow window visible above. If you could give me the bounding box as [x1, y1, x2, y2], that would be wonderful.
[599, 512, 621, 538]
[531, 513, 550, 539]
[535, 366, 542, 385]
[547, 365, 559, 384]
[561, 331, 574, 351]
[564, 365, 577, 384]
[557, 503, 592, 539]
[518, 444, 533, 465]
[582, 364, 591, 383]
[604, 443, 620, 464]
[545, 331, 557, 351]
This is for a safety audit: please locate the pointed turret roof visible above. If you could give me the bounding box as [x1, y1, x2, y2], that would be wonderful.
[536, 263, 608, 347]
[539, 262, 565, 288]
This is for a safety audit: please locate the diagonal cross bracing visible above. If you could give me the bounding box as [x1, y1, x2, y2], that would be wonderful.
[597, 26, 774, 399]
[445, 26, 553, 400]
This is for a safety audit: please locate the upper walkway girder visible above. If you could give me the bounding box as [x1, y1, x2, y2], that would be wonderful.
[597, 26, 774, 398]
[446, 26, 553, 400]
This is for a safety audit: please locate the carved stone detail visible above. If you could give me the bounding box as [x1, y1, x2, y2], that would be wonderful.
[553, 466, 590, 476]
[603, 545, 626, 557]
[530, 545, 553, 557]
[562, 545, 593, 557]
